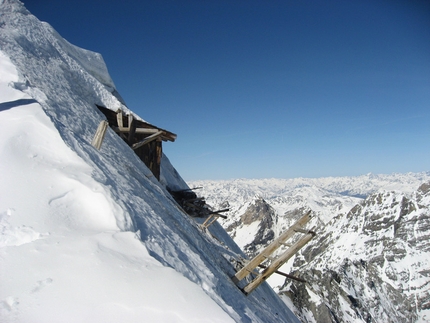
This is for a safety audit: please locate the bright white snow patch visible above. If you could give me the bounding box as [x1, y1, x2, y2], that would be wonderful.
[0, 51, 234, 323]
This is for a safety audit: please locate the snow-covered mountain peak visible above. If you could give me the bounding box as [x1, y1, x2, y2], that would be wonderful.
[275, 183, 430, 322]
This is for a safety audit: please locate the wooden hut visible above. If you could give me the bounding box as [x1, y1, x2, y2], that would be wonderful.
[96, 105, 176, 181]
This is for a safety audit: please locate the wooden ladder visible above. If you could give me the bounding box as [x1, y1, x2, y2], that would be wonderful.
[232, 211, 315, 295]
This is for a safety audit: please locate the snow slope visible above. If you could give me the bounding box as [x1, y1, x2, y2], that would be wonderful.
[0, 1, 299, 322]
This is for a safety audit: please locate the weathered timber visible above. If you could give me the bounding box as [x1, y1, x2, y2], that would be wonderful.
[91, 120, 109, 150]
[201, 214, 219, 228]
[207, 209, 229, 219]
[201, 208, 229, 228]
[233, 211, 311, 283]
[243, 232, 315, 294]
[132, 131, 164, 150]
[257, 264, 307, 283]
[116, 109, 123, 128]
[95, 105, 177, 182]
[294, 228, 316, 235]
[127, 116, 136, 145]
[173, 187, 203, 192]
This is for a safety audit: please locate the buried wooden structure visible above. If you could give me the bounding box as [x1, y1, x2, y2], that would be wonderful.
[168, 187, 229, 223]
[232, 211, 315, 295]
[91, 108, 227, 224]
[94, 105, 176, 180]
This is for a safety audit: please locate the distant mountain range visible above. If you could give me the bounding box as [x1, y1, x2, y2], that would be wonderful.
[189, 172, 430, 322]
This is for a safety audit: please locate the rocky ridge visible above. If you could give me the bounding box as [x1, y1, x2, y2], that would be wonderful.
[189, 174, 430, 322]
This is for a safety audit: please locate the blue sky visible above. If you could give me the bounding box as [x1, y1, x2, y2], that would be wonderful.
[25, 0, 430, 180]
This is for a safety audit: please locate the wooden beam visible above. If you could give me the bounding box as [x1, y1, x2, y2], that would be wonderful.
[128, 114, 133, 129]
[243, 232, 314, 294]
[114, 127, 160, 134]
[132, 131, 164, 150]
[201, 208, 229, 228]
[91, 120, 109, 150]
[155, 139, 162, 180]
[201, 214, 218, 228]
[135, 128, 160, 134]
[257, 264, 307, 283]
[206, 208, 229, 219]
[233, 211, 311, 283]
[116, 109, 124, 129]
[128, 116, 136, 145]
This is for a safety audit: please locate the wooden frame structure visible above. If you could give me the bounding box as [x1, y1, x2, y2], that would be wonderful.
[95, 105, 176, 180]
[232, 211, 315, 295]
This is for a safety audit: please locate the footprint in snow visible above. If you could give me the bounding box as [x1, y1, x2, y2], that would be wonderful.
[31, 278, 53, 293]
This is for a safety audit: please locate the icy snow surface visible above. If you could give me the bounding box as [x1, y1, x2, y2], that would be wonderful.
[0, 1, 299, 322]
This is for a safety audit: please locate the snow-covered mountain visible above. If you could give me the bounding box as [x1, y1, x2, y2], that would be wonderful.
[282, 183, 430, 323]
[0, 1, 300, 322]
[189, 174, 430, 322]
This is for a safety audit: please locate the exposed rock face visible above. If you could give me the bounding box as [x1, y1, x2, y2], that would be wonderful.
[241, 197, 276, 255]
[282, 183, 430, 323]
[189, 175, 430, 322]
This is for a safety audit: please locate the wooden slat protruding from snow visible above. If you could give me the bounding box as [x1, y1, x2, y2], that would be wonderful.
[233, 211, 312, 284]
[243, 231, 315, 294]
[256, 264, 307, 283]
[91, 120, 109, 150]
[201, 208, 230, 229]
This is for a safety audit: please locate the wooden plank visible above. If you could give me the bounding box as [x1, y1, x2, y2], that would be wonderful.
[201, 208, 229, 227]
[91, 120, 109, 150]
[207, 208, 229, 217]
[135, 128, 160, 134]
[113, 127, 160, 134]
[243, 232, 314, 294]
[127, 114, 133, 129]
[132, 131, 164, 150]
[128, 115, 136, 145]
[256, 264, 307, 283]
[116, 109, 124, 129]
[201, 214, 217, 228]
[233, 211, 311, 283]
[154, 139, 162, 180]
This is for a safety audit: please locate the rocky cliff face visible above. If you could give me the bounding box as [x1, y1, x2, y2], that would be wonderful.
[282, 182, 430, 322]
[190, 175, 430, 322]
[225, 197, 276, 257]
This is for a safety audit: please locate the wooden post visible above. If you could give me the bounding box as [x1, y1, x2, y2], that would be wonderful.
[201, 214, 219, 228]
[257, 264, 307, 283]
[243, 232, 314, 295]
[116, 109, 124, 129]
[233, 211, 311, 283]
[155, 138, 162, 180]
[91, 120, 109, 150]
[128, 116, 136, 145]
